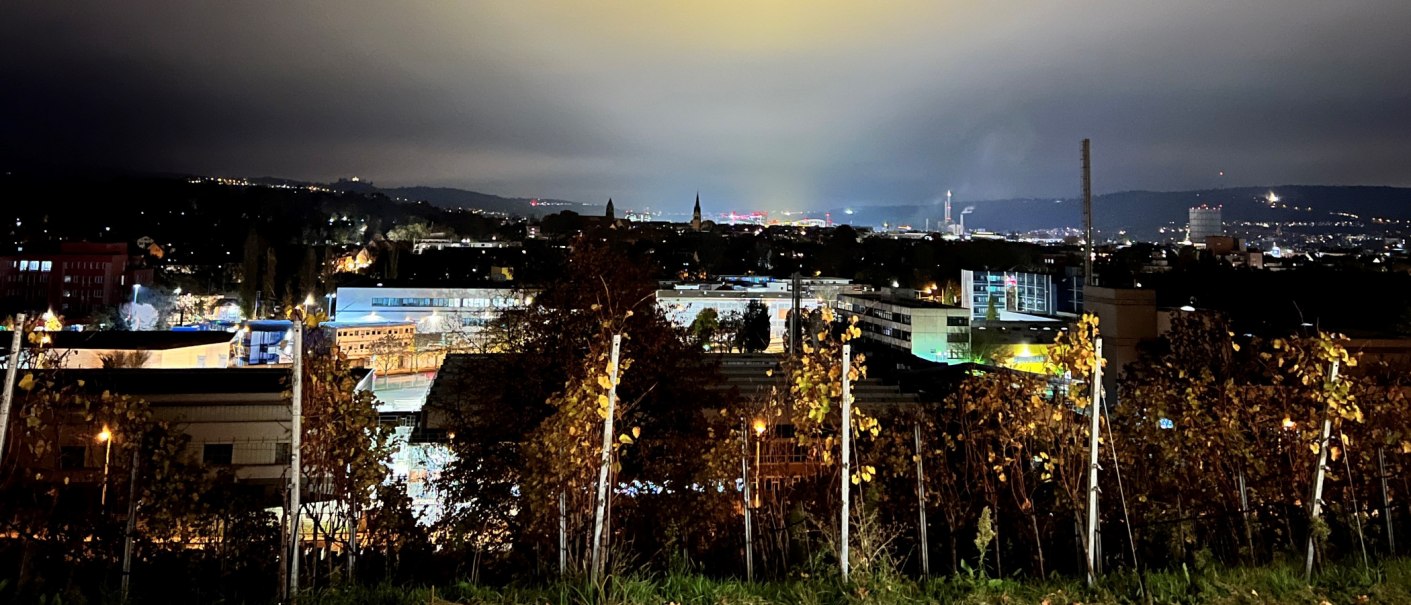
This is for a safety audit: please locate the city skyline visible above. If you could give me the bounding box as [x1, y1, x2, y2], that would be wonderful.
[4, 1, 1411, 211]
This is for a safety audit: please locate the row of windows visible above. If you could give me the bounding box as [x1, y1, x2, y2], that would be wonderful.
[62, 274, 105, 285]
[13, 260, 53, 272]
[60, 442, 291, 469]
[371, 296, 520, 308]
[859, 321, 910, 342]
[338, 328, 412, 338]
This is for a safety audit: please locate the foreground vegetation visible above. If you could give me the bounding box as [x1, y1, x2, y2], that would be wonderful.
[301, 557, 1411, 605]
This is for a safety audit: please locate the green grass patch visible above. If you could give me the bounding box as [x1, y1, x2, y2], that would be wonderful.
[302, 558, 1411, 605]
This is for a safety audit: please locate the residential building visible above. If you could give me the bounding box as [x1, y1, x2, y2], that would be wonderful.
[835, 289, 971, 363]
[0, 242, 154, 317]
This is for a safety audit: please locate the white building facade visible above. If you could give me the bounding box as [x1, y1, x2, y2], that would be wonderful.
[334, 286, 534, 333]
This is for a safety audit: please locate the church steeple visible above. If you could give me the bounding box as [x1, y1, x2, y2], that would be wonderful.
[605, 197, 615, 220]
[691, 193, 702, 232]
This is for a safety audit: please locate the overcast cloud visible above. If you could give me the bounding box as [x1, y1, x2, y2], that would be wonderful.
[4, 1, 1409, 212]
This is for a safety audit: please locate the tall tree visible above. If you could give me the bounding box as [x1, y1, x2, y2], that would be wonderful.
[741, 300, 771, 353]
[240, 228, 261, 318]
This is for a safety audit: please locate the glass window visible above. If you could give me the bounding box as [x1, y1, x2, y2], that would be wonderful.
[203, 443, 234, 465]
[60, 446, 89, 470]
[274, 442, 292, 464]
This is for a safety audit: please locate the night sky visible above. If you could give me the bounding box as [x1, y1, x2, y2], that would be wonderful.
[4, 1, 1409, 211]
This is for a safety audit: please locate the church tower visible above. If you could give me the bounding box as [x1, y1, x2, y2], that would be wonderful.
[605, 198, 615, 220]
[691, 193, 702, 232]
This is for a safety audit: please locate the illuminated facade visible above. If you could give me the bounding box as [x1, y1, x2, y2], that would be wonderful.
[960, 270, 1056, 321]
[835, 290, 971, 363]
[0, 242, 153, 317]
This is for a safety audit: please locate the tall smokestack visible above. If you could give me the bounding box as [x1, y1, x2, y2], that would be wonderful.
[1082, 139, 1093, 288]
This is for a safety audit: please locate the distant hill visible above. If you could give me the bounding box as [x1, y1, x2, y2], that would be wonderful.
[306, 178, 592, 217]
[832, 185, 1411, 237]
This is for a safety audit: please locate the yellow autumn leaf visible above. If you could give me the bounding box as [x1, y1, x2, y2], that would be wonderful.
[18, 373, 35, 392]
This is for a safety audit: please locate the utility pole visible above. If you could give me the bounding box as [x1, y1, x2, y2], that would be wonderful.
[558, 492, 567, 577]
[840, 344, 853, 582]
[1086, 337, 1103, 587]
[789, 272, 802, 358]
[121, 449, 139, 601]
[590, 334, 622, 583]
[1082, 139, 1094, 288]
[1304, 361, 1339, 581]
[741, 419, 754, 582]
[1378, 447, 1395, 555]
[0, 313, 26, 470]
[914, 423, 930, 578]
[289, 320, 304, 602]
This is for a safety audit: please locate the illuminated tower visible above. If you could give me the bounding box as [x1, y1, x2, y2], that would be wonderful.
[691, 193, 702, 232]
[943, 190, 952, 229]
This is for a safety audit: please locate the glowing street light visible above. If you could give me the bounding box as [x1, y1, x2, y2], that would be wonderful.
[129, 285, 142, 330]
[97, 426, 113, 507]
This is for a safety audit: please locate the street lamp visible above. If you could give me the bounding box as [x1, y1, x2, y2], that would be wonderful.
[751, 419, 766, 509]
[129, 285, 142, 330]
[174, 287, 184, 325]
[97, 426, 113, 508]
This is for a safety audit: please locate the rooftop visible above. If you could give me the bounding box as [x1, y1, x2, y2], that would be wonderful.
[30, 367, 291, 395]
[840, 291, 965, 310]
[47, 330, 235, 350]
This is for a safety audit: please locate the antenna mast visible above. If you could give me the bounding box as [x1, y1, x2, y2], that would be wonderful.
[1082, 139, 1094, 287]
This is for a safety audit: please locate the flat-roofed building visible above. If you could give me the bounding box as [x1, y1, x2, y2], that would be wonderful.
[45, 330, 235, 369]
[334, 286, 532, 333]
[835, 289, 971, 363]
[16, 367, 369, 501]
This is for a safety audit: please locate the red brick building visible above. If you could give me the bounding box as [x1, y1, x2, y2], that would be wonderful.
[0, 242, 154, 317]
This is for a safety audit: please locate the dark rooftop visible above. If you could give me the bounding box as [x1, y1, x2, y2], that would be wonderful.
[840, 291, 965, 310]
[31, 367, 291, 395]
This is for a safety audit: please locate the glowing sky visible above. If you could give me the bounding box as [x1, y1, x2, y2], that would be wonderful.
[4, 1, 1409, 211]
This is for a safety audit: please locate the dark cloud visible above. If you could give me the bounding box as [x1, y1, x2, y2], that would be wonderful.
[4, 1, 1409, 212]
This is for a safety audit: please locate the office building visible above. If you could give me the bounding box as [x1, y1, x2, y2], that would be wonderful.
[655, 276, 854, 351]
[835, 289, 971, 363]
[960, 270, 1057, 321]
[333, 286, 533, 333]
[1188, 206, 1224, 244]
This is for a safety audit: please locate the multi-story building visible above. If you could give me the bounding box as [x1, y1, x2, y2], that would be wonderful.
[655, 276, 855, 351]
[1188, 206, 1224, 244]
[321, 320, 420, 373]
[0, 242, 154, 317]
[835, 289, 971, 363]
[333, 286, 533, 333]
[960, 270, 1057, 321]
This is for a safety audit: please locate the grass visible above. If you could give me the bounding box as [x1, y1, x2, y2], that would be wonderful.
[303, 557, 1411, 605]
